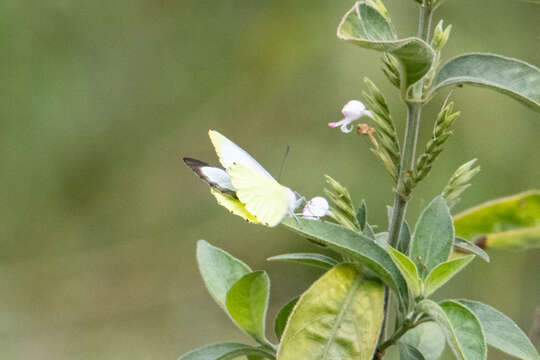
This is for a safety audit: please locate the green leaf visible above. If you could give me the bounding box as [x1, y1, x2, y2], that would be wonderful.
[401, 322, 446, 360]
[453, 237, 490, 262]
[387, 206, 412, 254]
[364, 223, 377, 241]
[431, 53, 540, 111]
[387, 246, 421, 297]
[399, 343, 426, 360]
[410, 196, 454, 278]
[281, 217, 408, 307]
[424, 255, 475, 297]
[417, 299, 486, 360]
[398, 221, 412, 255]
[356, 200, 368, 231]
[267, 253, 338, 270]
[225, 271, 270, 345]
[458, 300, 540, 360]
[274, 297, 299, 340]
[197, 240, 251, 310]
[484, 226, 540, 250]
[178, 343, 275, 360]
[277, 264, 384, 360]
[454, 190, 540, 250]
[374, 232, 388, 247]
[337, 2, 435, 92]
[440, 301, 487, 360]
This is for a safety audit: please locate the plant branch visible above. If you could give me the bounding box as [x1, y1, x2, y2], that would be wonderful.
[389, 1, 432, 249]
[374, 316, 429, 359]
[380, 1, 434, 345]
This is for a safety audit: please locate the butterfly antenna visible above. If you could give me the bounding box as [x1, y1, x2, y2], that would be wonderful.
[278, 144, 290, 182]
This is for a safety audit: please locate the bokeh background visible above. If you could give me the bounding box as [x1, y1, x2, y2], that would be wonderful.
[0, 0, 539, 359]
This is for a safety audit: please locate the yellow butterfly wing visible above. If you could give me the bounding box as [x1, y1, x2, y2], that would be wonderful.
[228, 164, 290, 227]
[210, 188, 259, 224]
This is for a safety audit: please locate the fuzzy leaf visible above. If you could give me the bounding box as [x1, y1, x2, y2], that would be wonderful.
[277, 264, 384, 360]
[397, 221, 412, 255]
[356, 200, 368, 231]
[364, 224, 377, 241]
[197, 240, 251, 310]
[399, 343, 426, 360]
[417, 299, 486, 360]
[401, 322, 446, 360]
[274, 297, 299, 340]
[337, 2, 435, 91]
[458, 300, 540, 360]
[226, 271, 271, 345]
[387, 246, 421, 297]
[281, 217, 408, 306]
[178, 343, 274, 360]
[267, 253, 338, 270]
[440, 301, 487, 360]
[387, 205, 412, 254]
[374, 232, 388, 247]
[424, 255, 475, 297]
[410, 196, 455, 278]
[431, 53, 540, 111]
[454, 190, 540, 250]
[453, 237, 490, 262]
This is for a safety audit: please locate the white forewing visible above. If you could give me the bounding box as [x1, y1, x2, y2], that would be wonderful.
[209, 130, 274, 179]
[183, 157, 236, 196]
[200, 167, 235, 192]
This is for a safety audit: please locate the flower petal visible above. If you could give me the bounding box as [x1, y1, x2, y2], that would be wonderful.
[342, 100, 367, 118]
[302, 197, 330, 219]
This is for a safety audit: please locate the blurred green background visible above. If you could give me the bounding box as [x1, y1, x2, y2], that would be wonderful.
[0, 0, 538, 359]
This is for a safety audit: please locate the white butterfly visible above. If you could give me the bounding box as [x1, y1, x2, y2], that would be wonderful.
[185, 130, 326, 227]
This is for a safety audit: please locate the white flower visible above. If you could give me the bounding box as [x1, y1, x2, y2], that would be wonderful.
[302, 197, 330, 219]
[328, 100, 374, 133]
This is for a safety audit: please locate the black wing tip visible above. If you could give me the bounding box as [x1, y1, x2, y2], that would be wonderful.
[183, 157, 209, 169]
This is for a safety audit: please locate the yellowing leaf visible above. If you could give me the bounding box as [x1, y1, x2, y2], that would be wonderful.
[277, 264, 384, 360]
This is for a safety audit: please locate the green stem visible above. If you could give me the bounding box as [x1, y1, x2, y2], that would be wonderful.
[380, 0, 433, 344]
[375, 317, 430, 359]
[389, 2, 432, 249]
[378, 320, 413, 354]
[417, 3, 433, 46]
[387, 102, 422, 248]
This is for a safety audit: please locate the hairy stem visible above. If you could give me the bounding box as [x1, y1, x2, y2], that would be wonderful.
[380, 1, 433, 345]
[387, 102, 422, 247]
[375, 317, 432, 359]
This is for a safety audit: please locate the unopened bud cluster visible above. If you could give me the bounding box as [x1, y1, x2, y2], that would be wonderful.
[324, 175, 360, 231]
[362, 78, 401, 183]
[423, 20, 452, 93]
[382, 54, 401, 89]
[442, 159, 481, 208]
[432, 20, 452, 51]
[414, 97, 459, 184]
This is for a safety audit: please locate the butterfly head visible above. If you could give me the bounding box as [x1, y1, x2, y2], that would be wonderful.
[286, 187, 300, 215]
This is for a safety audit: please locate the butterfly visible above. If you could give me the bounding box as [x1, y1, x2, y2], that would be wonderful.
[183, 130, 305, 227]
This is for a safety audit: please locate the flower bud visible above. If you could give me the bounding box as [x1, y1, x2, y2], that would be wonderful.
[432, 20, 452, 51]
[302, 197, 330, 219]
